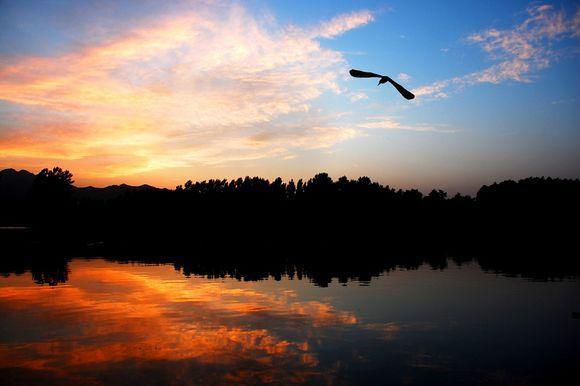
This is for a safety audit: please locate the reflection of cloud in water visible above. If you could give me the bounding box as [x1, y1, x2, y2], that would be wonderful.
[0, 260, 368, 385]
[2, 259, 576, 385]
[364, 321, 438, 338]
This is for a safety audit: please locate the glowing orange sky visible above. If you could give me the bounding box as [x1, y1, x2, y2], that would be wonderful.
[0, 6, 372, 188]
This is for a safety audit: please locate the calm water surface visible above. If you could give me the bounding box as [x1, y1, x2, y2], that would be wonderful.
[0, 258, 579, 385]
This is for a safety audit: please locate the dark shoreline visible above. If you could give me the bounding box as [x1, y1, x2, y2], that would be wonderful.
[2, 226, 579, 287]
[2, 170, 579, 284]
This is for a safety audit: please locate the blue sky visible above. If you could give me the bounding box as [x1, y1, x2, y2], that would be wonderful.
[0, 0, 579, 193]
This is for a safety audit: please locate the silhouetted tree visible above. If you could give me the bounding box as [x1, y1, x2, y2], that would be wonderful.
[30, 167, 75, 227]
[296, 179, 304, 196]
[33, 167, 74, 205]
[306, 173, 334, 195]
[287, 179, 296, 198]
[426, 189, 447, 201]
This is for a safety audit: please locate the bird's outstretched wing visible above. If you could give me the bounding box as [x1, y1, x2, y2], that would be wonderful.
[386, 78, 415, 100]
[349, 69, 383, 78]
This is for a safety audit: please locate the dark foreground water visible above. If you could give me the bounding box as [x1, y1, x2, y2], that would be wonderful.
[0, 258, 579, 386]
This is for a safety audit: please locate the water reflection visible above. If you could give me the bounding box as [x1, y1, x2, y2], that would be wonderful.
[0, 260, 360, 385]
[0, 258, 579, 385]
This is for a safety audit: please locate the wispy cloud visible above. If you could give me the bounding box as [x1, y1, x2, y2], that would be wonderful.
[397, 73, 412, 82]
[349, 92, 369, 102]
[312, 10, 373, 39]
[414, 4, 580, 98]
[359, 116, 458, 133]
[0, 6, 373, 178]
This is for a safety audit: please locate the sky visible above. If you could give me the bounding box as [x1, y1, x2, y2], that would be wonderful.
[0, 0, 579, 193]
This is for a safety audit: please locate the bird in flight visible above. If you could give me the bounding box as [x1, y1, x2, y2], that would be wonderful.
[349, 69, 415, 100]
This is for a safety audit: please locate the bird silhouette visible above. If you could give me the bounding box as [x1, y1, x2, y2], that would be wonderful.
[349, 69, 415, 100]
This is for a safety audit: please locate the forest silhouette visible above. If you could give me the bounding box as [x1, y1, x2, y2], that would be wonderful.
[0, 167, 580, 276]
[1, 166, 578, 281]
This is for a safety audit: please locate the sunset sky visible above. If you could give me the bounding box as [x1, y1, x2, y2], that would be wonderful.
[1, 0, 579, 193]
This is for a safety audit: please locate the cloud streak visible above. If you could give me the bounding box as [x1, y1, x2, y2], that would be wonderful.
[358, 116, 458, 133]
[413, 4, 580, 99]
[312, 10, 374, 39]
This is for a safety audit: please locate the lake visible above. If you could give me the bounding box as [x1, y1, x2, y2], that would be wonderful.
[0, 257, 578, 385]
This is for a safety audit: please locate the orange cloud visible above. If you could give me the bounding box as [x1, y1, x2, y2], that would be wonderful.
[0, 5, 372, 180]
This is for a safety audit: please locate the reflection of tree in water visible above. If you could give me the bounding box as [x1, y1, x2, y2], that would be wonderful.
[31, 264, 69, 286]
[0, 256, 69, 286]
[168, 254, 462, 287]
[3, 241, 580, 287]
[1, 247, 579, 287]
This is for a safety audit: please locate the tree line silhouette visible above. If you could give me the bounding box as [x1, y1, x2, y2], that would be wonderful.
[1, 167, 578, 269]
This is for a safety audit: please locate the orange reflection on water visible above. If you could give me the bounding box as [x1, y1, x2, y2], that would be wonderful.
[0, 260, 357, 385]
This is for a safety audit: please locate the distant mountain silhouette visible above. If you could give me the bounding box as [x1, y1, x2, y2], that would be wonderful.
[0, 168, 160, 202]
[0, 168, 35, 200]
[75, 183, 159, 200]
[0, 168, 162, 225]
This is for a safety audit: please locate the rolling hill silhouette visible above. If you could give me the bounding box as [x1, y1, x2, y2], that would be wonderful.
[0, 168, 159, 202]
[0, 168, 35, 200]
